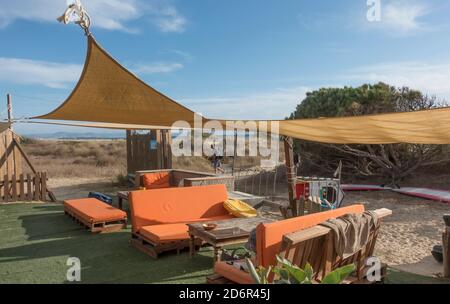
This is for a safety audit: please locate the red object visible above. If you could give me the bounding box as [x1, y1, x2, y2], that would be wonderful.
[295, 182, 310, 199]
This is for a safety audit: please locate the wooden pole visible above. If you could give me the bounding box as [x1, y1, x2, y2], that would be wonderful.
[232, 129, 237, 176]
[284, 137, 297, 217]
[7, 94, 13, 130]
[444, 214, 450, 278]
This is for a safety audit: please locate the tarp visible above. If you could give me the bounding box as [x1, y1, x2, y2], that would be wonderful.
[34, 35, 450, 144]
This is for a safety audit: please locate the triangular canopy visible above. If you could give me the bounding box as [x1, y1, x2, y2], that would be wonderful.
[36, 35, 198, 126]
[35, 35, 450, 144]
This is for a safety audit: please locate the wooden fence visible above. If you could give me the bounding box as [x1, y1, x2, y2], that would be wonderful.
[0, 172, 54, 203]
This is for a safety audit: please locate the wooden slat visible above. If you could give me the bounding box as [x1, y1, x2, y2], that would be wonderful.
[41, 172, 47, 202]
[34, 172, 40, 201]
[26, 173, 32, 201]
[11, 174, 17, 201]
[5, 131, 14, 177]
[19, 174, 25, 201]
[0, 177, 3, 202]
[4, 174, 9, 203]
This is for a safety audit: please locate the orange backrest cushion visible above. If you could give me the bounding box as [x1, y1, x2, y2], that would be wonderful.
[129, 184, 229, 232]
[255, 204, 365, 267]
[143, 172, 171, 190]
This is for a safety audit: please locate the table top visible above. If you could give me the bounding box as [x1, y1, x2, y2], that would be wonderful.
[187, 216, 274, 243]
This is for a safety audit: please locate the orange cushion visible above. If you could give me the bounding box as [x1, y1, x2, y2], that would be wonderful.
[143, 172, 170, 190]
[129, 184, 230, 232]
[140, 223, 189, 244]
[64, 198, 127, 223]
[256, 204, 365, 267]
[138, 215, 235, 244]
[214, 261, 254, 284]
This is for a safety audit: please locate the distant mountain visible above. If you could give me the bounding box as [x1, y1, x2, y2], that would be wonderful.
[23, 132, 125, 139]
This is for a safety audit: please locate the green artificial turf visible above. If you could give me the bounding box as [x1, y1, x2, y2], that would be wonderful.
[0, 203, 449, 284]
[0, 203, 215, 284]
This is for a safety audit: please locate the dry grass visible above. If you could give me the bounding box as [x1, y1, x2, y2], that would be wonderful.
[22, 139, 127, 179]
[21, 138, 284, 179]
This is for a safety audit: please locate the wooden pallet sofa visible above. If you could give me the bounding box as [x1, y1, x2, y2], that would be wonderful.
[64, 198, 127, 233]
[209, 205, 391, 284]
[135, 169, 235, 191]
[129, 184, 235, 258]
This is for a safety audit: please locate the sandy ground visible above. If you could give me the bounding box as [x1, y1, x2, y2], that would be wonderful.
[342, 191, 449, 278]
[47, 177, 450, 278]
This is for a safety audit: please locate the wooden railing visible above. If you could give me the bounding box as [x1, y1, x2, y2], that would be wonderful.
[0, 172, 56, 203]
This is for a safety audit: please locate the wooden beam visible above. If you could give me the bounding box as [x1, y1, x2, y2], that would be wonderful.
[283, 137, 297, 217]
[12, 138, 37, 174]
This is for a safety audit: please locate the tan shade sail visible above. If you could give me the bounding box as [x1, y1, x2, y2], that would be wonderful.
[34, 35, 450, 144]
[35, 35, 199, 127]
[276, 107, 450, 144]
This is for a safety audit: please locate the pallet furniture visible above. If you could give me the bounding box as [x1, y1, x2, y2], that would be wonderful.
[129, 184, 235, 259]
[117, 191, 129, 210]
[278, 208, 392, 284]
[64, 198, 127, 233]
[134, 169, 235, 191]
[188, 217, 274, 263]
[209, 204, 366, 284]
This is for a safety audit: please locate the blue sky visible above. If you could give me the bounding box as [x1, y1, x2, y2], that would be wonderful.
[1, 0, 450, 135]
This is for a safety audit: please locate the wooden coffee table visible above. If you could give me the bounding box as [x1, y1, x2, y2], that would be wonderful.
[187, 217, 274, 262]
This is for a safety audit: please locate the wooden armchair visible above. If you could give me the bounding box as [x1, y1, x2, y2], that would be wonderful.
[279, 208, 392, 284]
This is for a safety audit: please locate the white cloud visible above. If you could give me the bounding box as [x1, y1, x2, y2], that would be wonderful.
[383, 1, 429, 32]
[365, 0, 431, 34]
[342, 61, 450, 99]
[131, 62, 184, 74]
[0, 0, 187, 33]
[0, 57, 82, 89]
[181, 87, 311, 120]
[154, 6, 187, 33]
[0, 57, 184, 89]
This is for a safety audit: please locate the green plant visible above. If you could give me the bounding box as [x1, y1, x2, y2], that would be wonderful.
[246, 255, 356, 284]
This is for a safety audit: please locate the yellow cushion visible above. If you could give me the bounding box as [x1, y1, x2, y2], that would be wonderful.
[223, 199, 257, 218]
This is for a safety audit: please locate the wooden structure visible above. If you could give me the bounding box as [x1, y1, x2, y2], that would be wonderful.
[443, 214, 450, 278]
[0, 94, 56, 203]
[0, 172, 53, 202]
[279, 208, 392, 284]
[188, 217, 274, 263]
[126, 130, 172, 174]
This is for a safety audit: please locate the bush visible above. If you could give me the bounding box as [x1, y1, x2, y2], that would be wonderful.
[289, 82, 449, 185]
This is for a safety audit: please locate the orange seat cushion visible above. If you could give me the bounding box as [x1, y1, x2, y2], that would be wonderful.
[140, 223, 189, 244]
[214, 261, 254, 284]
[129, 184, 231, 233]
[64, 198, 127, 223]
[138, 215, 235, 244]
[256, 204, 365, 267]
[143, 172, 170, 190]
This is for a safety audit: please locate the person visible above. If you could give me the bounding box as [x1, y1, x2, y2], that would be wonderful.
[211, 143, 224, 174]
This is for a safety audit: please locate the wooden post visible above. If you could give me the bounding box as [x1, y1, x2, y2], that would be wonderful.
[284, 137, 297, 217]
[7, 94, 13, 129]
[444, 214, 450, 278]
[232, 129, 237, 176]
